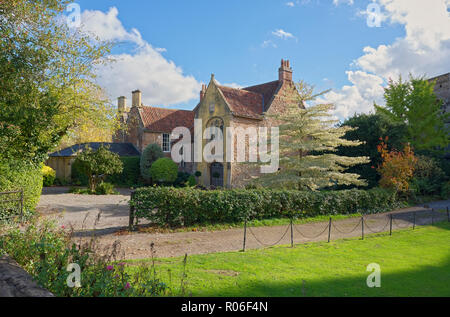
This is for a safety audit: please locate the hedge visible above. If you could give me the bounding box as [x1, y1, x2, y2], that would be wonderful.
[130, 187, 400, 227]
[0, 160, 43, 216]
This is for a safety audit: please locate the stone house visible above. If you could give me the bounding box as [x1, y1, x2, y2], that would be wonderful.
[115, 59, 303, 188]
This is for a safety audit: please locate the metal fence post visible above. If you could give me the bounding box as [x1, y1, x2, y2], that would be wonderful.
[290, 218, 294, 248]
[390, 214, 393, 236]
[243, 219, 247, 252]
[129, 191, 135, 231]
[447, 206, 449, 222]
[413, 212, 416, 230]
[19, 189, 24, 221]
[431, 208, 434, 226]
[361, 216, 364, 240]
[328, 217, 332, 243]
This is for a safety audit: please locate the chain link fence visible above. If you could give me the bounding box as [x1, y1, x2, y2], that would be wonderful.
[242, 208, 450, 252]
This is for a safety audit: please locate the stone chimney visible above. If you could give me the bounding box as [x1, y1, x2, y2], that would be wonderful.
[279, 59, 293, 82]
[118, 96, 127, 113]
[200, 84, 207, 102]
[132, 89, 142, 108]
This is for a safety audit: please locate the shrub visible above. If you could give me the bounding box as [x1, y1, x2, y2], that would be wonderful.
[0, 217, 172, 297]
[409, 155, 446, 196]
[174, 172, 191, 187]
[42, 165, 56, 187]
[0, 160, 42, 216]
[140, 144, 164, 182]
[107, 156, 142, 187]
[149, 158, 178, 185]
[187, 175, 196, 187]
[131, 187, 400, 227]
[73, 146, 123, 192]
[95, 182, 117, 195]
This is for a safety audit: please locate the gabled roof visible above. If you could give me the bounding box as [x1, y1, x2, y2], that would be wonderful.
[243, 80, 281, 111]
[217, 85, 264, 119]
[216, 80, 282, 119]
[139, 106, 195, 133]
[49, 143, 141, 157]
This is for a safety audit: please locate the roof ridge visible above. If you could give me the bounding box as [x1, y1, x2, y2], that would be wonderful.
[243, 80, 279, 90]
[141, 105, 194, 112]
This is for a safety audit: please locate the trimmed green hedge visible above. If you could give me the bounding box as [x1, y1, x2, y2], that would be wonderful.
[0, 160, 43, 216]
[130, 187, 400, 227]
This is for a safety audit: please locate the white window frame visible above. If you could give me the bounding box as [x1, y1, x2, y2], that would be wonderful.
[162, 133, 171, 152]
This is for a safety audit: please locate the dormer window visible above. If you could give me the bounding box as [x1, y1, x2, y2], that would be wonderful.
[162, 133, 170, 152]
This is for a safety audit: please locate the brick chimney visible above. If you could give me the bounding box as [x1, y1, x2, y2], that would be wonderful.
[132, 89, 142, 108]
[279, 59, 293, 82]
[118, 96, 127, 113]
[200, 84, 207, 102]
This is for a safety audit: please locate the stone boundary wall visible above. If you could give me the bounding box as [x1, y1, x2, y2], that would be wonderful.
[0, 255, 53, 297]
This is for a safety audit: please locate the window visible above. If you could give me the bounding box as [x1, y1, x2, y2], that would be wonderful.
[162, 133, 170, 152]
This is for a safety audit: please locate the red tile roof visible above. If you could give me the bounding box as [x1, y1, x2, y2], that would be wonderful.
[217, 85, 264, 119]
[217, 80, 281, 119]
[139, 106, 195, 133]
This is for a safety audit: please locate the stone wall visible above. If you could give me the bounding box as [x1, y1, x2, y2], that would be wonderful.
[0, 255, 53, 297]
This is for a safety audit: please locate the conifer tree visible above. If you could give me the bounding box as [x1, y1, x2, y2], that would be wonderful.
[256, 81, 369, 190]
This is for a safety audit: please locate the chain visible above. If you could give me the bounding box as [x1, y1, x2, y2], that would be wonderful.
[293, 222, 330, 239]
[332, 218, 362, 234]
[247, 225, 291, 247]
[363, 217, 391, 234]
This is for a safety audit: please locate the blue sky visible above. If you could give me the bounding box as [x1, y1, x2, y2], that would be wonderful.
[74, 0, 450, 119]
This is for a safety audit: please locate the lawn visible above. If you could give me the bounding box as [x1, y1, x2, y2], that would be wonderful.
[128, 222, 450, 297]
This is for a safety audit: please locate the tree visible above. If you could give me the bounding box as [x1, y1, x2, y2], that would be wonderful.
[377, 138, 417, 194]
[338, 113, 408, 188]
[0, 0, 113, 164]
[73, 146, 123, 192]
[375, 75, 449, 152]
[256, 81, 369, 190]
[149, 158, 178, 185]
[140, 143, 164, 182]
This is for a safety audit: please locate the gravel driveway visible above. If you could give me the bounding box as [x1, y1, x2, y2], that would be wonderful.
[37, 188, 450, 260]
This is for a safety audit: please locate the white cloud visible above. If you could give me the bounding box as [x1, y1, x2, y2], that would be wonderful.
[81, 7, 201, 106]
[333, 0, 354, 6]
[286, 2, 295, 7]
[261, 40, 277, 48]
[322, 0, 450, 120]
[272, 29, 296, 40]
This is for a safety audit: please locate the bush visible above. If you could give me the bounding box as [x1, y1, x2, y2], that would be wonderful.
[131, 187, 400, 227]
[187, 175, 196, 187]
[73, 146, 123, 192]
[0, 160, 43, 216]
[71, 159, 88, 186]
[174, 172, 190, 187]
[140, 144, 164, 182]
[0, 218, 172, 297]
[149, 158, 178, 185]
[95, 182, 117, 195]
[42, 165, 56, 187]
[107, 156, 142, 187]
[409, 155, 446, 196]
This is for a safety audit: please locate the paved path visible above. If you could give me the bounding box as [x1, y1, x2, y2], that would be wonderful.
[37, 189, 449, 260]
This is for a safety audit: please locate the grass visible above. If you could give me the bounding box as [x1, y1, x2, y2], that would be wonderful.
[127, 222, 450, 297]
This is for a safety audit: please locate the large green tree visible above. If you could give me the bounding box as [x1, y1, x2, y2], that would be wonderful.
[338, 113, 408, 188]
[375, 75, 449, 152]
[256, 81, 369, 191]
[0, 0, 114, 164]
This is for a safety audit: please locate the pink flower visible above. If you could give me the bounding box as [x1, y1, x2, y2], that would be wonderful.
[106, 265, 114, 271]
[61, 225, 65, 229]
[125, 282, 131, 290]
